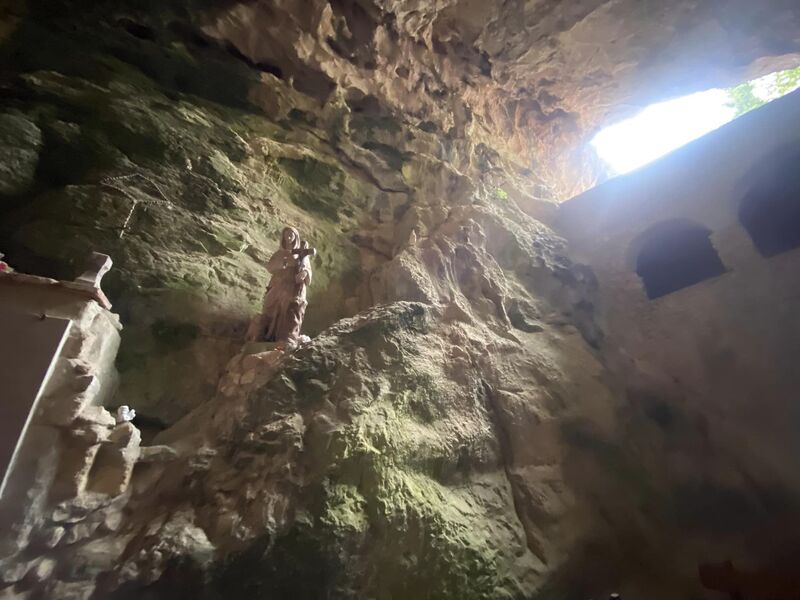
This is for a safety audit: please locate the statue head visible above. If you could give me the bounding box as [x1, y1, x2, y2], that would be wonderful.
[281, 226, 300, 250]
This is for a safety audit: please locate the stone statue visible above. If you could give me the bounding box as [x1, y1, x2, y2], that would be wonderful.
[247, 226, 316, 345]
[115, 405, 136, 424]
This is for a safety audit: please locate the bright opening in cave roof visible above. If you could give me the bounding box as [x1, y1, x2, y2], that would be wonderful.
[592, 66, 800, 175]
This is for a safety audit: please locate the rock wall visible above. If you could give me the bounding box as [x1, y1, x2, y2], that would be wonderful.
[2, 164, 638, 599]
[1, 0, 383, 425]
[0, 310, 621, 599]
[198, 0, 800, 192]
[2, 1, 799, 426]
[1, 0, 800, 598]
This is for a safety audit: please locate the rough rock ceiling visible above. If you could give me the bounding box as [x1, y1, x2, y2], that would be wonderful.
[201, 0, 800, 187]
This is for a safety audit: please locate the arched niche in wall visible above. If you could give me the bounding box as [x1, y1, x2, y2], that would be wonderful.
[631, 219, 727, 300]
[739, 145, 800, 257]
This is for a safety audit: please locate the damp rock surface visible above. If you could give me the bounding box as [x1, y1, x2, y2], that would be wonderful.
[0, 111, 42, 197]
[1, 1, 800, 599]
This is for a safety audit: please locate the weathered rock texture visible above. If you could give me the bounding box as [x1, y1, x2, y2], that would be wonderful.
[4, 0, 797, 427]
[199, 0, 800, 192]
[1, 0, 800, 598]
[3, 177, 633, 599]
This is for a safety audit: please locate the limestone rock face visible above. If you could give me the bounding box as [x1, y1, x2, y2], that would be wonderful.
[1, 0, 800, 598]
[0, 111, 41, 197]
[27, 294, 618, 599]
[1, 0, 797, 425]
[200, 0, 800, 190]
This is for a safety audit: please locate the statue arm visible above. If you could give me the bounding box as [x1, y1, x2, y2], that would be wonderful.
[294, 251, 312, 284]
[295, 266, 312, 285]
[265, 250, 290, 274]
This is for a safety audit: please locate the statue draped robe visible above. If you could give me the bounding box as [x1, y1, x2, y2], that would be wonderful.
[249, 233, 312, 343]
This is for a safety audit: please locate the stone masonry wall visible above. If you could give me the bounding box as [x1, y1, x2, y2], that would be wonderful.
[555, 89, 800, 575]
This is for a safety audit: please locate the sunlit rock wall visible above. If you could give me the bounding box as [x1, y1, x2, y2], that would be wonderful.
[1, 1, 379, 425]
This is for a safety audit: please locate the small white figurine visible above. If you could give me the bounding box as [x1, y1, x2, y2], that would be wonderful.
[0, 252, 12, 274]
[116, 405, 136, 424]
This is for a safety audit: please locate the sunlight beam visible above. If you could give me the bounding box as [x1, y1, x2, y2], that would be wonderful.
[591, 89, 736, 174]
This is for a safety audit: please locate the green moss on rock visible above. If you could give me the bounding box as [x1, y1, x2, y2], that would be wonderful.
[0, 111, 42, 196]
[0, 2, 371, 424]
[277, 156, 347, 220]
[208, 303, 536, 599]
